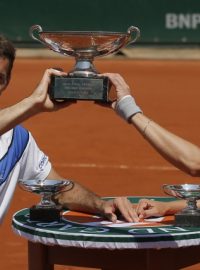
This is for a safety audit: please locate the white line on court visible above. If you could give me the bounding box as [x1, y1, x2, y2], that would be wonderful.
[54, 163, 178, 171]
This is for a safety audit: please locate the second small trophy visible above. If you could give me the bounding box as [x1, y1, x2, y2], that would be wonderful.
[19, 179, 72, 222]
[30, 25, 140, 103]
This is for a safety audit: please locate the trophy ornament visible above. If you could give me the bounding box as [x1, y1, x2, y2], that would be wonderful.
[163, 184, 200, 227]
[19, 179, 72, 222]
[30, 24, 140, 102]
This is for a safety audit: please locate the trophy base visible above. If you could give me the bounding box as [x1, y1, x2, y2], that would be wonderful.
[175, 212, 200, 227]
[29, 205, 61, 222]
[49, 75, 112, 102]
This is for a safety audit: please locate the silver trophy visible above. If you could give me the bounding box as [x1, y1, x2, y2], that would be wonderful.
[163, 184, 200, 227]
[30, 24, 140, 102]
[19, 179, 72, 222]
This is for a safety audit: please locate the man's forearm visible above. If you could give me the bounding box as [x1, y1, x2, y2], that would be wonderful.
[0, 96, 38, 134]
[55, 181, 105, 214]
[47, 168, 105, 214]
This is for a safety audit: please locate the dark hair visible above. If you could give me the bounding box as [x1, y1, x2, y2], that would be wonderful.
[0, 35, 16, 83]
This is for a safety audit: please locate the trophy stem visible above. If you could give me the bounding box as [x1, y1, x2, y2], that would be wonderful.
[38, 192, 55, 208]
[69, 58, 98, 77]
[185, 198, 198, 211]
[175, 198, 200, 226]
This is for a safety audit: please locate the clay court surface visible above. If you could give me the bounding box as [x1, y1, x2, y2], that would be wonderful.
[1, 55, 200, 269]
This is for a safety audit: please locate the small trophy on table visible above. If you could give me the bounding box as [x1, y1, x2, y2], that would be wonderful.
[30, 24, 140, 103]
[163, 184, 200, 227]
[19, 179, 71, 222]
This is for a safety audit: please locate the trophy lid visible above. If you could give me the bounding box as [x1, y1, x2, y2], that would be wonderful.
[30, 25, 140, 58]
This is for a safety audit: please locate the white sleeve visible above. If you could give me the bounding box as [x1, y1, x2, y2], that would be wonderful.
[18, 132, 52, 181]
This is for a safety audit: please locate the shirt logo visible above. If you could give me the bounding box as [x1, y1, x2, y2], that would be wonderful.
[39, 155, 48, 170]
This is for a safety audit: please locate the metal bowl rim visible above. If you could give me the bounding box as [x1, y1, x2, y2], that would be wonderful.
[39, 30, 129, 36]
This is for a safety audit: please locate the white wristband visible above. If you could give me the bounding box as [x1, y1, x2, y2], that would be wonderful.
[115, 95, 142, 122]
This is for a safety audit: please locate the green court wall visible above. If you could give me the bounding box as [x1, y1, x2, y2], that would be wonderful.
[1, 0, 200, 45]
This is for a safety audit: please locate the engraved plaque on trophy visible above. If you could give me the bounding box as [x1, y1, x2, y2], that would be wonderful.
[30, 25, 140, 102]
[19, 179, 71, 222]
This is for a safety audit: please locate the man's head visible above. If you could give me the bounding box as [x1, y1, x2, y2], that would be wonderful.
[0, 35, 15, 92]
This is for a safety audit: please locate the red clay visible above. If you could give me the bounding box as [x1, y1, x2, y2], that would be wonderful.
[0, 58, 200, 270]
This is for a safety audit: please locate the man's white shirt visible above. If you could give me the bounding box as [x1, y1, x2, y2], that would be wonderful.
[0, 125, 51, 224]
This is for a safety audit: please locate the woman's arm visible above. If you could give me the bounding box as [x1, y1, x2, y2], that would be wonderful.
[130, 113, 200, 176]
[104, 73, 200, 177]
[136, 198, 187, 219]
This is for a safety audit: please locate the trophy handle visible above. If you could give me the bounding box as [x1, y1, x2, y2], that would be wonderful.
[29, 25, 46, 45]
[127, 26, 140, 44]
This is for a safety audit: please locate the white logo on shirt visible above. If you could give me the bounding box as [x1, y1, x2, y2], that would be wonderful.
[39, 155, 48, 170]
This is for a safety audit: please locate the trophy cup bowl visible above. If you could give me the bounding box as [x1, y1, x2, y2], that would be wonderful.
[163, 184, 200, 227]
[19, 179, 71, 222]
[30, 24, 140, 102]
